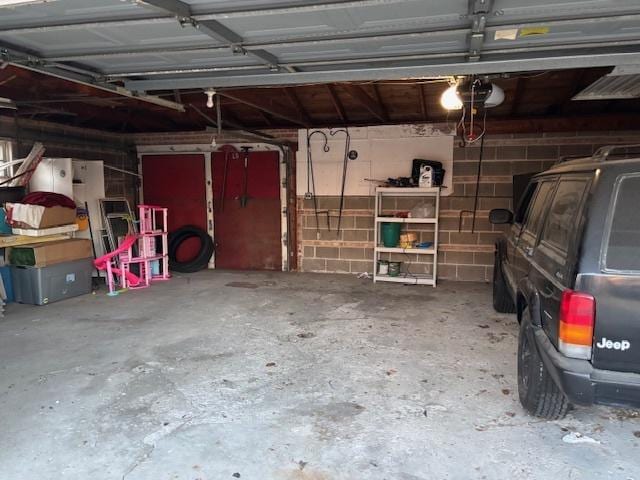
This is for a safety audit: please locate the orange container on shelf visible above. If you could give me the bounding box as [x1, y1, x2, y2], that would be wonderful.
[76, 207, 89, 231]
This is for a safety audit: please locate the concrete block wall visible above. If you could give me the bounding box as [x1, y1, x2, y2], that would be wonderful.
[298, 131, 640, 282]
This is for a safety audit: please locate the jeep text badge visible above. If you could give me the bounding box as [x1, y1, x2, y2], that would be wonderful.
[596, 337, 631, 351]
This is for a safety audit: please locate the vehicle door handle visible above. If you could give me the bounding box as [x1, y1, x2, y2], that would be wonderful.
[525, 246, 534, 257]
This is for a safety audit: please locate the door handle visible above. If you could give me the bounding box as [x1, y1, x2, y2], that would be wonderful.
[525, 246, 534, 257]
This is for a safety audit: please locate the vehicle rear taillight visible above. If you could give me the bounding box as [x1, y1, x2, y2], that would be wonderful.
[558, 290, 595, 360]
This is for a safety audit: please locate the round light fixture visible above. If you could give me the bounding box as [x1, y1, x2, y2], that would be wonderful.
[440, 84, 463, 110]
[485, 83, 505, 108]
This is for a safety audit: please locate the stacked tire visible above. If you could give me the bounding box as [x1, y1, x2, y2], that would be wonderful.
[168, 226, 214, 273]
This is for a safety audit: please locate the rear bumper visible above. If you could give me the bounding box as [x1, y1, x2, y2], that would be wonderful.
[533, 326, 640, 407]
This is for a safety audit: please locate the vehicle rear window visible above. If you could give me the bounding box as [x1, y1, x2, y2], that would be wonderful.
[604, 174, 640, 272]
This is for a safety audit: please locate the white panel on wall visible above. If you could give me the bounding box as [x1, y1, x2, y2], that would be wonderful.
[72, 160, 106, 259]
[296, 124, 454, 196]
[29, 158, 74, 198]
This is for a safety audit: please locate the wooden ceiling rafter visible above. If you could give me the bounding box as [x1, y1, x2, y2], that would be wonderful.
[417, 84, 428, 121]
[283, 87, 312, 125]
[2, 64, 640, 134]
[326, 84, 347, 124]
[343, 84, 388, 122]
[219, 104, 247, 130]
[510, 77, 527, 116]
[252, 107, 274, 126]
[545, 69, 589, 116]
[371, 84, 389, 122]
[219, 91, 309, 127]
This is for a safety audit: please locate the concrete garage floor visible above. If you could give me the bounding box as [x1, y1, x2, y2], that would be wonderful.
[1, 272, 639, 480]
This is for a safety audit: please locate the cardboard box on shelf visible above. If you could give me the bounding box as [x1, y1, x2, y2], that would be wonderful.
[8, 203, 77, 229]
[36, 205, 77, 228]
[8, 238, 93, 267]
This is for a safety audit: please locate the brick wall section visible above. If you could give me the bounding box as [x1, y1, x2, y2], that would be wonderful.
[298, 131, 640, 282]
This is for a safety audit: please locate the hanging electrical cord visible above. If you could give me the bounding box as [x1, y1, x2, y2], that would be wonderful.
[329, 128, 350, 234]
[457, 78, 488, 147]
[306, 129, 330, 233]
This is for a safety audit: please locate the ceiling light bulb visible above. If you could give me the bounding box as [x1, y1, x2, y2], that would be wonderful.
[204, 88, 216, 108]
[440, 84, 463, 110]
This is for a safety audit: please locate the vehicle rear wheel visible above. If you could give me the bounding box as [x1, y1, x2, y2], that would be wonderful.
[492, 254, 516, 313]
[517, 309, 570, 419]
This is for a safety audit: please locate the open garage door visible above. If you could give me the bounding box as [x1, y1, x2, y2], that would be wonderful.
[141, 154, 208, 262]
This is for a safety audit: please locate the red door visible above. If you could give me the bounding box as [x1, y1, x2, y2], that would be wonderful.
[212, 150, 281, 270]
[141, 154, 207, 261]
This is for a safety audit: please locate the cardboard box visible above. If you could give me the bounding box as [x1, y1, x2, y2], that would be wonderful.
[33, 205, 77, 229]
[12, 224, 78, 237]
[9, 238, 93, 267]
[10, 204, 77, 229]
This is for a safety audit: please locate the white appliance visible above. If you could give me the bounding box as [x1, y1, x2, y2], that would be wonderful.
[29, 157, 106, 261]
[72, 160, 106, 259]
[28, 157, 74, 197]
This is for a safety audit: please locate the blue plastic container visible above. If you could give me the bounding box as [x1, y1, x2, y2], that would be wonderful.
[0, 265, 14, 303]
[0, 208, 12, 234]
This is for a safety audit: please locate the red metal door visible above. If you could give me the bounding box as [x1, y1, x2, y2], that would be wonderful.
[212, 150, 281, 270]
[141, 154, 207, 261]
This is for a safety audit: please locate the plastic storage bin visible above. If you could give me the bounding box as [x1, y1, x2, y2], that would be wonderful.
[0, 265, 14, 303]
[11, 258, 93, 305]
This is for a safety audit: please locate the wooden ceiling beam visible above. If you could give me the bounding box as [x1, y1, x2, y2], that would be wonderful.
[326, 84, 347, 124]
[417, 84, 428, 120]
[256, 109, 274, 127]
[218, 91, 309, 127]
[217, 104, 246, 129]
[545, 69, 590, 115]
[372, 84, 389, 121]
[344, 84, 388, 122]
[510, 77, 527, 116]
[483, 113, 640, 134]
[283, 87, 312, 125]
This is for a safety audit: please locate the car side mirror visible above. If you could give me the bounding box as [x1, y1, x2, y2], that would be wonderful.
[489, 208, 513, 225]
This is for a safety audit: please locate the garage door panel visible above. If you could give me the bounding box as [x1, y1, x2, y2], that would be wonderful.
[212, 151, 281, 271]
[216, 0, 467, 44]
[142, 154, 207, 259]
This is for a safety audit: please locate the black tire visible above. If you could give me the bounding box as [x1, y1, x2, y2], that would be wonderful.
[517, 309, 570, 419]
[493, 253, 516, 313]
[168, 226, 214, 273]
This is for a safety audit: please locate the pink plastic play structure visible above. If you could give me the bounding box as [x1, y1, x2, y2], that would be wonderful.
[94, 205, 170, 296]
